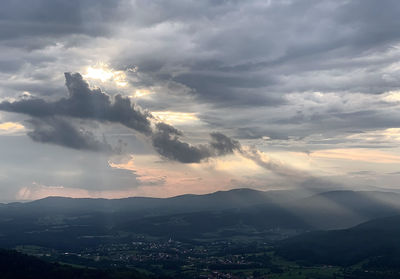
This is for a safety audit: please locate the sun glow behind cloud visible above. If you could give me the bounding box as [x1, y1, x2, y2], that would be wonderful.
[83, 63, 128, 87]
[152, 111, 200, 125]
[134, 89, 153, 98]
[383, 91, 400, 103]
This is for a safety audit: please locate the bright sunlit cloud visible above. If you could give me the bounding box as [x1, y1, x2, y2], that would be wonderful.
[382, 91, 400, 103]
[152, 111, 200, 125]
[346, 128, 400, 144]
[83, 62, 128, 87]
[0, 122, 25, 135]
[133, 89, 153, 98]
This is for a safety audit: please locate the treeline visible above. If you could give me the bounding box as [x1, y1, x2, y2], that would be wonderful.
[0, 249, 150, 279]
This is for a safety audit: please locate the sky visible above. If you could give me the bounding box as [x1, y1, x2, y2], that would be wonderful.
[1, 0, 400, 201]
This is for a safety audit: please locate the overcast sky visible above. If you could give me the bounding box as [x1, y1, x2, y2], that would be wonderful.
[1, 0, 400, 201]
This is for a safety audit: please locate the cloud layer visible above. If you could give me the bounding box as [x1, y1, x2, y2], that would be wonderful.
[1, 0, 400, 199]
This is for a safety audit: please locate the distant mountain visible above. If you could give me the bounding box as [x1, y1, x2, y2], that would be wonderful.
[11, 188, 306, 216]
[1, 188, 400, 250]
[0, 188, 310, 249]
[287, 190, 400, 229]
[276, 215, 400, 268]
[12, 188, 400, 225]
[114, 190, 400, 238]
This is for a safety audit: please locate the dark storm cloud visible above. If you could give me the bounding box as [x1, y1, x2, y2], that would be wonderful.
[152, 123, 211, 163]
[26, 117, 112, 152]
[0, 73, 152, 134]
[209, 132, 241, 156]
[0, 73, 241, 162]
[151, 123, 241, 163]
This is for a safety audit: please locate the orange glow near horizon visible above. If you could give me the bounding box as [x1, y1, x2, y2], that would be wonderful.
[311, 148, 400, 163]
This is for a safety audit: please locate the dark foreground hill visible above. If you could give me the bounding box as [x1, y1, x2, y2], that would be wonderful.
[276, 215, 400, 268]
[0, 249, 149, 279]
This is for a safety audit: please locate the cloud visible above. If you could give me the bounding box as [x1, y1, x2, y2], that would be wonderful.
[0, 121, 25, 135]
[311, 148, 400, 164]
[0, 0, 127, 44]
[0, 73, 242, 162]
[239, 146, 308, 179]
[1, 0, 400, 199]
[0, 72, 152, 134]
[3, 0, 400, 143]
[151, 122, 209, 163]
[151, 123, 241, 163]
[112, 0, 400, 110]
[209, 132, 241, 156]
[26, 117, 113, 152]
